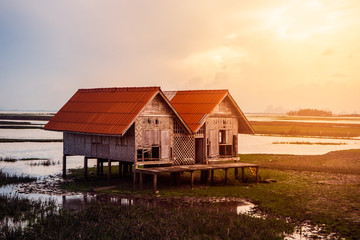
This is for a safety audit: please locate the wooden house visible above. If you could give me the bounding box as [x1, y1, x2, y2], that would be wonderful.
[45, 87, 255, 185]
[165, 90, 255, 165]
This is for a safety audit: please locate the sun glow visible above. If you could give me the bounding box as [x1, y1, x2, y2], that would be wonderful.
[265, 0, 338, 41]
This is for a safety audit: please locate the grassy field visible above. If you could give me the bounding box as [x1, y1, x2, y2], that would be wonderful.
[250, 120, 360, 138]
[1, 197, 292, 240]
[60, 149, 360, 239]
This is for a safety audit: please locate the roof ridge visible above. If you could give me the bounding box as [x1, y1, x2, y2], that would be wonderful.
[172, 89, 228, 94]
[78, 87, 160, 93]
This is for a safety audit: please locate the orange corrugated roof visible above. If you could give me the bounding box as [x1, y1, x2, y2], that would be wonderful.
[166, 89, 255, 134]
[167, 90, 228, 132]
[44, 87, 160, 135]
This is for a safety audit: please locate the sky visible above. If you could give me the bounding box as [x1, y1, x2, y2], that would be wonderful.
[1, 0, 360, 114]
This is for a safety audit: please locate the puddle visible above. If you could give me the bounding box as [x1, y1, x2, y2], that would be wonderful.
[236, 201, 256, 215]
[285, 223, 338, 240]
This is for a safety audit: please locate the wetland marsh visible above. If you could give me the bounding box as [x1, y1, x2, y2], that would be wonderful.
[1, 112, 359, 239]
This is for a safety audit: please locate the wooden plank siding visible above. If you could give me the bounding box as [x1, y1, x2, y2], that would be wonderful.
[205, 96, 240, 160]
[63, 124, 135, 162]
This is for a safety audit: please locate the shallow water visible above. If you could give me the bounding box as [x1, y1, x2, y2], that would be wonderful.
[0, 128, 61, 139]
[238, 134, 360, 155]
[0, 119, 342, 240]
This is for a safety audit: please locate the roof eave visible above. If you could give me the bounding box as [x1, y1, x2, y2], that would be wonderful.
[159, 91, 193, 134]
[225, 93, 255, 135]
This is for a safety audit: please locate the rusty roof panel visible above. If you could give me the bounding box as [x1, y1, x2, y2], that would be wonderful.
[44, 87, 159, 135]
[167, 90, 227, 132]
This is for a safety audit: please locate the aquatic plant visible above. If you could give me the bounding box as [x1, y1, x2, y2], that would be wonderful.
[0, 169, 37, 186]
[1, 201, 293, 240]
[29, 160, 59, 166]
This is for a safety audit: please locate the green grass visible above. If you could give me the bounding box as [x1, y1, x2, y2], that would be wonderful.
[0, 157, 50, 162]
[2, 200, 292, 240]
[0, 169, 37, 186]
[251, 120, 360, 138]
[61, 149, 360, 239]
[0, 195, 56, 224]
[28, 159, 59, 166]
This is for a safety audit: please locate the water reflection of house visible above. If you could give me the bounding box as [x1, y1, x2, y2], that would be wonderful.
[44, 87, 255, 186]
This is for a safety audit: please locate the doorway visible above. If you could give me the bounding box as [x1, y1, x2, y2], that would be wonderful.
[195, 138, 204, 164]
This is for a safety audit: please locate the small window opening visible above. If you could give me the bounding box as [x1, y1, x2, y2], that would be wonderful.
[219, 130, 227, 144]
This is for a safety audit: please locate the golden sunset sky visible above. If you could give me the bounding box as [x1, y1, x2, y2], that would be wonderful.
[1, 1, 359, 113]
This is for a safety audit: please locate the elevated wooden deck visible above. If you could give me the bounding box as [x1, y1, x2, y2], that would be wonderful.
[134, 162, 260, 193]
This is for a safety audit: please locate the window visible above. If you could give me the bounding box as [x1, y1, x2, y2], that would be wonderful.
[219, 130, 227, 144]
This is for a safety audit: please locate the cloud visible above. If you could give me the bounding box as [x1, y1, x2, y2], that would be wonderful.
[330, 73, 345, 78]
[1, 1, 360, 113]
[322, 49, 334, 56]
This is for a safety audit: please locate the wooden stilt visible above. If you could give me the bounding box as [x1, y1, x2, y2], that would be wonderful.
[96, 158, 100, 176]
[119, 162, 122, 176]
[171, 172, 181, 186]
[133, 168, 137, 189]
[242, 167, 245, 182]
[123, 163, 127, 176]
[210, 170, 214, 184]
[101, 160, 104, 175]
[235, 168, 238, 179]
[190, 171, 194, 189]
[200, 170, 209, 184]
[139, 173, 143, 189]
[107, 159, 111, 185]
[256, 167, 259, 183]
[62, 155, 67, 178]
[84, 157, 88, 180]
[225, 169, 228, 185]
[153, 174, 157, 193]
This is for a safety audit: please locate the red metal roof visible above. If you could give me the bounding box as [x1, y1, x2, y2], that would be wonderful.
[167, 90, 228, 132]
[44, 87, 160, 135]
[166, 89, 255, 134]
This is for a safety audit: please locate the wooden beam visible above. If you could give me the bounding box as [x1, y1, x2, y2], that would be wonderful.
[84, 157, 88, 180]
[119, 162, 122, 176]
[210, 169, 214, 184]
[242, 167, 245, 182]
[190, 171, 194, 189]
[225, 169, 228, 185]
[153, 174, 157, 193]
[96, 158, 100, 176]
[133, 169, 137, 189]
[62, 155, 67, 178]
[101, 160, 104, 175]
[139, 173, 143, 189]
[107, 159, 111, 185]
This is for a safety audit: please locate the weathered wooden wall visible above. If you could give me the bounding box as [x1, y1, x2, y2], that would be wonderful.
[135, 94, 175, 161]
[206, 96, 239, 158]
[63, 125, 135, 162]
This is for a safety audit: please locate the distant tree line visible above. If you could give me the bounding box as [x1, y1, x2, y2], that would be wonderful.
[287, 108, 333, 117]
